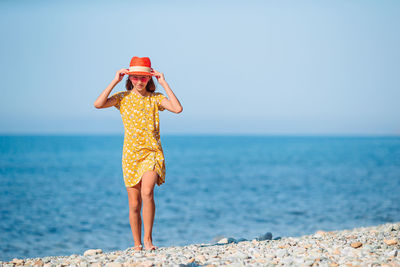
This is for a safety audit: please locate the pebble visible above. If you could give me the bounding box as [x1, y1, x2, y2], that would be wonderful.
[83, 249, 103, 256]
[385, 239, 398, 246]
[350, 241, 363, 248]
[2, 222, 400, 266]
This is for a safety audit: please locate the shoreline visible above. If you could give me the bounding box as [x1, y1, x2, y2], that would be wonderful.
[2, 222, 399, 267]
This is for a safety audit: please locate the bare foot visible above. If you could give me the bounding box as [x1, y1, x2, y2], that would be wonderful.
[143, 239, 158, 251]
[132, 244, 142, 251]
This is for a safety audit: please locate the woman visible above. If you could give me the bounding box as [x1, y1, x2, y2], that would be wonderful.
[94, 56, 183, 251]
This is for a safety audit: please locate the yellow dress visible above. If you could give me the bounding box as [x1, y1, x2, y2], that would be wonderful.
[111, 90, 167, 187]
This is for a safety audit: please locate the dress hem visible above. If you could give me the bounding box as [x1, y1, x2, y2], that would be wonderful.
[124, 162, 165, 188]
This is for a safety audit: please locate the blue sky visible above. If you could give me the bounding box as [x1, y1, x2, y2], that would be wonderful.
[1, 0, 399, 135]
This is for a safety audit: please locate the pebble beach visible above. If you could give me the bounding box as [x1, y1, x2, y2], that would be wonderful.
[2, 222, 399, 267]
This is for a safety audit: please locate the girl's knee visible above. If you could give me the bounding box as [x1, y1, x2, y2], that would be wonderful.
[141, 189, 154, 200]
[129, 200, 142, 212]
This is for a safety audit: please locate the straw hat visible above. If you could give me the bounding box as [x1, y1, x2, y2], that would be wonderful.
[127, 56, 154, 76]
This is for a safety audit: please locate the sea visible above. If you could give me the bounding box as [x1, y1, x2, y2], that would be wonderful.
[1, 134, 399, 261]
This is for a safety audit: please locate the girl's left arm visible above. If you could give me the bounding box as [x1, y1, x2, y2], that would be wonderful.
[152, 69, 183, 114]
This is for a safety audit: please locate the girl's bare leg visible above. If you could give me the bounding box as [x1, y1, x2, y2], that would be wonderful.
[141, 170, 158, 250]
[126, 181, 143, 250]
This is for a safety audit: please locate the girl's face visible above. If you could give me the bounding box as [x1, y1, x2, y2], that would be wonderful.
[129, 75, 151, 90]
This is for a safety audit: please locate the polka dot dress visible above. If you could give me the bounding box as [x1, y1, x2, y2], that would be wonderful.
[111, 90, 167, 187]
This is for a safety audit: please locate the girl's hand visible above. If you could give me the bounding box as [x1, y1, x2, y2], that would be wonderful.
[151, 69, 166, 84]
[114, 68, 129, 83]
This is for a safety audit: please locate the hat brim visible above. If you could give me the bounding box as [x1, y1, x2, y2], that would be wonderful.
[127, 71, 153, 76]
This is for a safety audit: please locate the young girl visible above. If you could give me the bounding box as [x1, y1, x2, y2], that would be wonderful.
[94, 56, 183, 251]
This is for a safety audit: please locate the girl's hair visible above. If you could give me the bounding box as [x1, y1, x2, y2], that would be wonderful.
[125, 76, 156, 92]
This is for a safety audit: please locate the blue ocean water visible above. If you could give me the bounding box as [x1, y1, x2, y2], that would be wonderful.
[1, 134, 399, 261]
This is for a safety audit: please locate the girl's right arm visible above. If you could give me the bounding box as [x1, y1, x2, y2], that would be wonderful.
[94, 68, 128, 109]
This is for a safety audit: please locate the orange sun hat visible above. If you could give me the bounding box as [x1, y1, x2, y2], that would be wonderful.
[127, 56, 154, 76]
